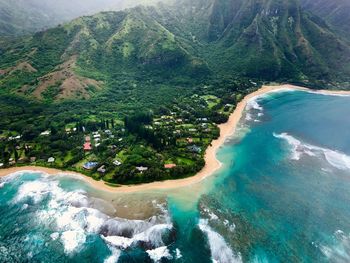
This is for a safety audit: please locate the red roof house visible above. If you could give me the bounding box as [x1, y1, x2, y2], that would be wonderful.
[84, 142, 92, 151]
[164, 164, 177, 169]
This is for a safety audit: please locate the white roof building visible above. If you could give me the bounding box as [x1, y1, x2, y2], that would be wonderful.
[136, 166, 148, 173]
[113, 160, 122, 166]
[40, 130, 51, 136]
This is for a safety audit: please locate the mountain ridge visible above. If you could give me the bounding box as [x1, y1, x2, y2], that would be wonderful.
[0, 0, 349, 101]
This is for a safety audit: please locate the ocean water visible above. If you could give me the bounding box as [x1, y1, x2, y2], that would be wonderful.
[1, 89, 350, 262]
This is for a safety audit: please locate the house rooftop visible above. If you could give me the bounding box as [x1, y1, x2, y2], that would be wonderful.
[83, 162, 98, 170]
[136, 166, 148, 172]
[84, 142, 92, 151]
[164, 164, 177, 169]
[113, 160, 122, 166]
[97, 165, 106, 174]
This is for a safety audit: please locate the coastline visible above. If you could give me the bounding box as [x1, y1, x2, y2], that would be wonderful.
[1, 84, 350, 193]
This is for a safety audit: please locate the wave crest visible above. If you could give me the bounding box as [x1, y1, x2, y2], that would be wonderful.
[273, 132, 350, 170]
[11, 177, 173, 258]
[199, 219, 241, 263]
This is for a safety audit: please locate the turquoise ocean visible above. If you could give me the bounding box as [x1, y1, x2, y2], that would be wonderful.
[1, 89, 350, 262]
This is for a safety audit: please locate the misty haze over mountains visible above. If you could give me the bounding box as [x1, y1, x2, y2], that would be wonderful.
[0, 0, 169, 36]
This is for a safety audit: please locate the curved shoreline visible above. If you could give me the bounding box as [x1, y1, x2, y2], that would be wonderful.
[1, 84, 350, 193]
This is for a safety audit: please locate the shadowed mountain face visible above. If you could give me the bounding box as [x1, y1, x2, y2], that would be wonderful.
[0, 0, 349, 101]
[162, 0, 350, 80]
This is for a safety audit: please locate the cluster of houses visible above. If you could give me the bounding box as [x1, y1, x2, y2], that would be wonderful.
[83, 130, 118, 152]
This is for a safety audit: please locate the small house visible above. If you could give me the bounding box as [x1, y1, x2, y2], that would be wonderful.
[40, 130, 51, 136]
[83, 162, 98, 170]
[48, 157, 55, 163]
[187, 145, 202, 153]
[97, 165, 106, 174]
[164, 164, 177, 169]
[136, 166, 148, 173]
[84, 142, 92, 151]
[113, 160, 122, 166]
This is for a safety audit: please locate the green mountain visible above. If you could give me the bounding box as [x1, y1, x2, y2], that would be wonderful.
[0, 0, 349, 102]
[161, 0, 350, 82]
[301, 0, 350, 40]
[0, 0, 170, 37]
[0, 7, 208, 101]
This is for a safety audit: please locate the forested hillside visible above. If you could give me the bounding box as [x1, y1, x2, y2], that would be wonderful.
[0, 0, 169, 36]
[301, 0, 350, 40]
[1, 0, 349, 102]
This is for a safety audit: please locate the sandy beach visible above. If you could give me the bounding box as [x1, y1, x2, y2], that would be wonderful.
[1, 84, 350, 193]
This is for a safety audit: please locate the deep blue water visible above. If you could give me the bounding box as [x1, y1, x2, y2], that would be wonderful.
[1, 90, 350, 262]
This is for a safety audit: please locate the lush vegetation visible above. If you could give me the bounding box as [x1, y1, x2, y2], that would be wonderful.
[0, 75, 256, 184]
[0, 0, 349, 184]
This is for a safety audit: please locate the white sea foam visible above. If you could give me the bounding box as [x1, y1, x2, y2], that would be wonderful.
[245, 97, 264, 122]
[245, 113, 253, 121]
[273, 133, 303, 160]
[203, 208, 219, 221]
[176, 248, 182, 259]
[102, 235, 134, 249]
[223, 219, 236, 232]
[246, 98, 263, 111]
[146, 246, 172, 262]
[104, 247, 121, 263]
[133, 223, 172, 247]
[50, 232, 59, 241]
[0, 182, 5, 188]
[199, 219, 241, 263]
[319, 230, 350, 262]
[12, 176, 172, 256]
[101, 223, 172, 251]
[13, 180, 59, 204]
[273, 132, 350, 170]
[61, 230, 86, 254]
[306, 90, 350, 97]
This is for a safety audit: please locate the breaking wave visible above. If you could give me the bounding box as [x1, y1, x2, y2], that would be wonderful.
[246, 98, 263, 111]
[10, 175, 173, 261]
[273, 132, 350, 170]
[198, 219, 241, 263]
[146, 246, 173, 262]
[319, 230, 350, 262]
[245, 96, 265, 122]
